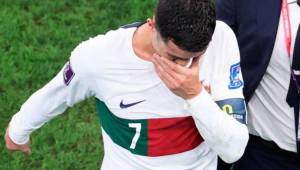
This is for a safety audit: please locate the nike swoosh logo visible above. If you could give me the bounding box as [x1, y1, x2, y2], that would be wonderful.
[120, 99, 145, 109]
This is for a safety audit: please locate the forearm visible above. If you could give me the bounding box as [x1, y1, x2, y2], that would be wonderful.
[9, 101, 67, 145]
[9, 78, 69, 144]
[8, 63, 93, 144]
[185, 89, 249, 163]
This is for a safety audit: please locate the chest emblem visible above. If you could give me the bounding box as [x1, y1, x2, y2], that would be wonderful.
[120, 99, 145, 109]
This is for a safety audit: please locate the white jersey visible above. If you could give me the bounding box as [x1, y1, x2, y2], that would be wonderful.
[9, 21, 248, 170]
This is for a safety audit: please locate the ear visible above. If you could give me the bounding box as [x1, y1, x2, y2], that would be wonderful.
[147, 17, 156, 30]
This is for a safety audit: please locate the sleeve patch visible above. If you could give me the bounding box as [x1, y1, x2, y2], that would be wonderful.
[63, 61, 75, 86]
[228, 62, 243, 89]
[216, 98, 247, 124]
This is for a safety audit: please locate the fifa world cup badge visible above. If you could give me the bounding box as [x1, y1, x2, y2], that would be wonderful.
[228, 63, 244, 89]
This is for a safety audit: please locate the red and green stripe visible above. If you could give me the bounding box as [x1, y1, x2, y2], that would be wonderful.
[96, 99, 203, 157]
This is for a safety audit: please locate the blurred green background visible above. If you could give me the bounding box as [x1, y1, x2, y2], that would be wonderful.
[0, 0, 156, 169]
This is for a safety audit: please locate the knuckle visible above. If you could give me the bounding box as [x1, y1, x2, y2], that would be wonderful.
[177, 80, 183, 87]
[173, 82, 180, 89]
[169, 84, 176, 90]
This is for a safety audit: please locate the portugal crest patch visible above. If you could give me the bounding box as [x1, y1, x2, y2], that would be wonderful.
[228, 62, 243, 89]
[63, 61, 75, 86]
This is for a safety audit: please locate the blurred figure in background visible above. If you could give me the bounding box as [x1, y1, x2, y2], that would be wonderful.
[216, 0, 300, 169]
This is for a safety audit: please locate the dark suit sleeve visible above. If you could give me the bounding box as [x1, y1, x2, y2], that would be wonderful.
[216, 0, 237, 33]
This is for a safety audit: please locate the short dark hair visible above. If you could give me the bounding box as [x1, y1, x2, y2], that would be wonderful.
[155, 0, 216, 52]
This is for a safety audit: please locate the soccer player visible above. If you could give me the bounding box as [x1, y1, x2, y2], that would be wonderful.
[5, 0, 249, 169]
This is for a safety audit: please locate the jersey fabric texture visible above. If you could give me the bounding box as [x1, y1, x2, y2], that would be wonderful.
[9, 21, 248, 170]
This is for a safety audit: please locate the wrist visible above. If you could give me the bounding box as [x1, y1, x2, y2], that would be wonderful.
[8, 121, 30, 145]
[185, 82, 203, 100]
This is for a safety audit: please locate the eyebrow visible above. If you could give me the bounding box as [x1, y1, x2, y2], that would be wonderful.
[167, 53, 190, 60]
[168, 53, 181, 59]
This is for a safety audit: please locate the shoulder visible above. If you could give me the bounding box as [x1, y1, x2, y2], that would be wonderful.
[69, 27, 136, 76]
[71, 26, 134, 59]
[201, 21, 242, 95]
[205, 20, 239, 62]
[211, 21, 237, 45]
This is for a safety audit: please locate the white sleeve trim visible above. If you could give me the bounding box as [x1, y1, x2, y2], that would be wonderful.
[9, 114, 30, 145]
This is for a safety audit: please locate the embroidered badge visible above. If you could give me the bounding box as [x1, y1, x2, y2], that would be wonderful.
[228, 62, 243, 89]
[63, 61, 75, 86]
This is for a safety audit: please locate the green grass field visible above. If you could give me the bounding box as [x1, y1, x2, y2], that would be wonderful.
[0, 0, 156, 169]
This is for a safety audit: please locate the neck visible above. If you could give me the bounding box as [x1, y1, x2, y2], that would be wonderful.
[132, 23, 155, 61]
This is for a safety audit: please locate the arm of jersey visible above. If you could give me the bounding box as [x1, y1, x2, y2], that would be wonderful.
[8, 52, 95, 145]
[186, 91, 248, 163]
[216, 0, 237, 33]
[186, 22, 249, 163]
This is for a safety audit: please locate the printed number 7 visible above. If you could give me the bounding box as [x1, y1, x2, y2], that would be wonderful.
[128, 123, 141, 149]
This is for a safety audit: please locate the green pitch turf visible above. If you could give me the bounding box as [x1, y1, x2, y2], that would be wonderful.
[0, 0, 156, 169]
